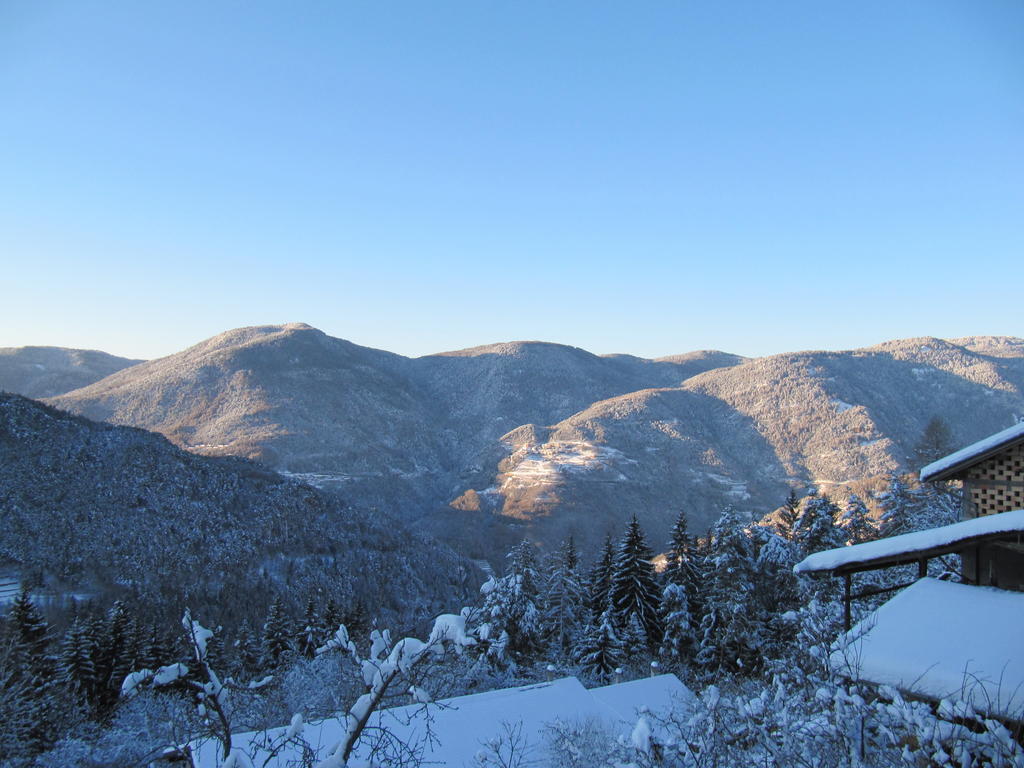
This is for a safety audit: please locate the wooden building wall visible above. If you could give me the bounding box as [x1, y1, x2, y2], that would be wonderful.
[957, 442, 1024, 590]
[963, 443, 1024, 518]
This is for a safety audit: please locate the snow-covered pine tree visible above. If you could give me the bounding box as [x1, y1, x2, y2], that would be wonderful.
[234, 619, 261, 675]
[575, 609, 625, 680]
[104, 601, 139, 693]
[476, 540, 544, 664]
[750, 524, 801, 659]
[776, 489, 801, 540]
[878, 473, 916, 538]
[8, 588, 48, 669]
[915, 480, 959, 530]
[695, 507, 764, 675]
[539, 537, 586, 660]
[586, 534, 615, 621]
[609, 515, 663, 646]
[659, 581, 693, 664]
[620, 612, 648, 659]
[792, 490, 845, 558]
[322, 598, 344, 637]
[59, 619, 96, 699]
[296, 597, 320, 659]
[840, 492, 876, 546]
[137, 624, 167, 672]
[666, 509, 699, 590]
[262, 596, 294, 667]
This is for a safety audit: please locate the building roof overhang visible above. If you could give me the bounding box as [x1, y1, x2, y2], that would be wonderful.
[920, 421, 1024, 482]
[794, 509, 1024, 576]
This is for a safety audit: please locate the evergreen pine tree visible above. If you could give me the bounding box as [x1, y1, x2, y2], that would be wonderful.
[262, 597, 293, 667]
[343, 600, 369, 636]
[104, 601, 138, 690]
[8, 588, 48, 668]
[609, 516, 663, 646]
[840, 493, 876, 546]
[620, 612, 648, 658]
[82, 615, 107, 703]
[507, 540, 540, 597]
[695, 507, 763, 675]
[792, 490, 845, 557]
[60, 620, 96, 698]
[138, 625, 168, 671]
[751, 525, 802, 658]
[660, 581, 693, 663]
[296, 597, 321, 659]
[539, 537, 585, 660]
[322, 598, 344, 636]
[776, 489, 801, 540]
[878, 474, 915, 538]
[914, 416, 953, 470]
[666, 510, 697, 589]
[234, 619, 261, 674]
[586, 534, 615, 620]
[478, 540, 543, 664]
[575, 610, 625, 680]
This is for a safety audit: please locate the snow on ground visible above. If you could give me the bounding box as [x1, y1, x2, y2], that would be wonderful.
[794, 509, 1024, 574]
[832, 399, 855, 413]
[834, 578, 1024, 720]
[190, 675, 691, 768]
[281, 471, 360, 487]
[704, 473, 751, 500]
[501, 441, 629, 490]
[920, 421, 1024, 481]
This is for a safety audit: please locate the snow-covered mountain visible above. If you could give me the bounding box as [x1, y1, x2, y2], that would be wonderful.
[39, 326, 1024, 556]
[0, 345, 142, 399]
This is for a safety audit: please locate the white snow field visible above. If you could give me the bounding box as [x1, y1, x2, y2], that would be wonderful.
[834, 578, 1024, 720]
[190, 674, 691, 767]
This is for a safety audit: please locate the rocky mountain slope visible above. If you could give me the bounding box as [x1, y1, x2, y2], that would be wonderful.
[0, 346, 141, 398]
[478, 336, 1024, 549]
[0, 392, 472, 626]
[42, 325, 1024, 558]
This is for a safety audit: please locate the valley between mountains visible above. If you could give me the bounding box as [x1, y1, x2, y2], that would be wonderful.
[7, 325, 1022, 560]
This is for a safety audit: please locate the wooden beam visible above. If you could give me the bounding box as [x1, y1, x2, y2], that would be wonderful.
[844, 573, 852, 631]
[826, 531, 1024, 577]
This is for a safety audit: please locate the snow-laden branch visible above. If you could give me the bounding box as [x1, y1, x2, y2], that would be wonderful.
[312, 610, 476, 768]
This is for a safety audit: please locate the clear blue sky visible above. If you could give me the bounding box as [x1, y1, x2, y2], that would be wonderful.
[1, 1, 1021, 360]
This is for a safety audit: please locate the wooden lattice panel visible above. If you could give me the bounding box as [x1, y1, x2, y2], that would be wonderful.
[966, 443, 1024, 516]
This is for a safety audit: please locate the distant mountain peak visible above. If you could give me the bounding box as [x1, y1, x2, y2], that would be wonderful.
[427, 340, 594, 359]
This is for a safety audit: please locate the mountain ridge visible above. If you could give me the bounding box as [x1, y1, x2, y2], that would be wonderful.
[0, 345, 143, 399]
[29, 325, 1024, 557]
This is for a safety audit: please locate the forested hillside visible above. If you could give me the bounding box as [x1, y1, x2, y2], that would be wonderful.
[0, 393, 473, 629]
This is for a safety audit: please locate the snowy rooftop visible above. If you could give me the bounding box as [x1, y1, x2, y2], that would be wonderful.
[920, 421, 1024, 482]
[833, 578, 1024, 720]
[190, 674, 692, 768]
[794, 509, 1024, 575]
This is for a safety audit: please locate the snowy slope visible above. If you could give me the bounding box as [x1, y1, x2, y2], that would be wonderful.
[189, 675, 691, 768]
